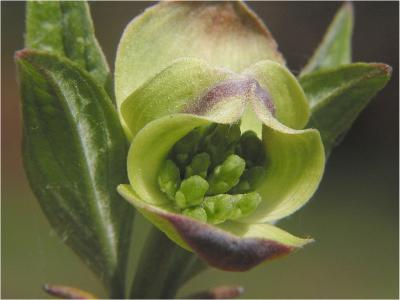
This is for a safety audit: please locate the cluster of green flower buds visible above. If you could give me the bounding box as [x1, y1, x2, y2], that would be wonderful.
[158, 123, 266, 224]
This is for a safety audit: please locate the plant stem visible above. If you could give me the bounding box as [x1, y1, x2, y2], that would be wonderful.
[129, 226, 207, 299]
[159, 251, 206, 299]
[109, 209, 135, 299]
[108, 265, 127, 299]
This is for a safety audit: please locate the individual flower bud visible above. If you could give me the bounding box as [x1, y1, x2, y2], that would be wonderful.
[203, 194, 236, 224]
[235, 192, 262, 218]
[185, 152, 211, 178]
[175, 175, 209, 208]
[158, 160, 181, 201]
[183, 207, 208, 223]
[207, 154, 246, 195]
[202, 124, 241, 167]
[171, 128, 202, 168]
[204, 192, 262, 224]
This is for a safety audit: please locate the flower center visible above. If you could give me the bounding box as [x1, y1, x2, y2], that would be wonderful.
[158, 123, 266, 224]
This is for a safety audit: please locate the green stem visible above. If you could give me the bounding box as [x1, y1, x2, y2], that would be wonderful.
[130, 227, 207, 299]
[108, 271, 126, 299]
[160, 252, 207, 299]
[109, 209, 135, 299]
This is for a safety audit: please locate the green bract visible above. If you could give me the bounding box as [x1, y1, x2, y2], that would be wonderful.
[115, 2, 326, 271]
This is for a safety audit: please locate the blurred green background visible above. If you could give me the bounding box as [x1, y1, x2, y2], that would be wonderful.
[2, 1, 398, 299]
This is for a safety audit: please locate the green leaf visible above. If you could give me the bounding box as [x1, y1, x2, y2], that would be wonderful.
[25, 1, 110, 92]
[115, 1, 284, 109]
[300, 3, 354, 76]
[16, 50, 133, 296]
[300, 63, 392, 155]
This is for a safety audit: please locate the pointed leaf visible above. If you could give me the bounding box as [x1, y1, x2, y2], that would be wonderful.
[26, 1, 110, 91]
[300, 63, 392, 155]
[16, 50, 133, 295]
[115, 1, 284, 108]
[118, 185, 311, 271]
[300, 3, 353, 76]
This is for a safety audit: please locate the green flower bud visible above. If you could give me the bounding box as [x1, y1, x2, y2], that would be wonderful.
[171, 128, 202, 168]
[235, 192, 262, 217]
[207, 154, 246, 195]
[175, 175, 209, 208]
[158, 160, 181, 201]
[202, 124, 241, 167]
[203, 192, 261, 224]
[185, 152, 211, 179]
[203, 194, 236, 224]
[182, 207, 208, 223]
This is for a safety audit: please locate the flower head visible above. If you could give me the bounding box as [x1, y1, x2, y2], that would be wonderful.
[116, 1, 325, 271]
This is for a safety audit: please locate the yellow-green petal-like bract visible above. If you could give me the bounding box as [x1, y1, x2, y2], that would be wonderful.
[115, 1, 284, 110]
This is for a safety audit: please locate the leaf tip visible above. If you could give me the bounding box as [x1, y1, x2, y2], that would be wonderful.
[342, 1, 354, 14]
[376, 63, 393, 77]
[367, 63, 393, 80]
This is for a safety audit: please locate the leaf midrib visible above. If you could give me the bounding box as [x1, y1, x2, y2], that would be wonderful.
[45, 69, 118, 270]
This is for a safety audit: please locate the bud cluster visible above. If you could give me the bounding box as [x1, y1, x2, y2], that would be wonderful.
[158, 123, 266, 224]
